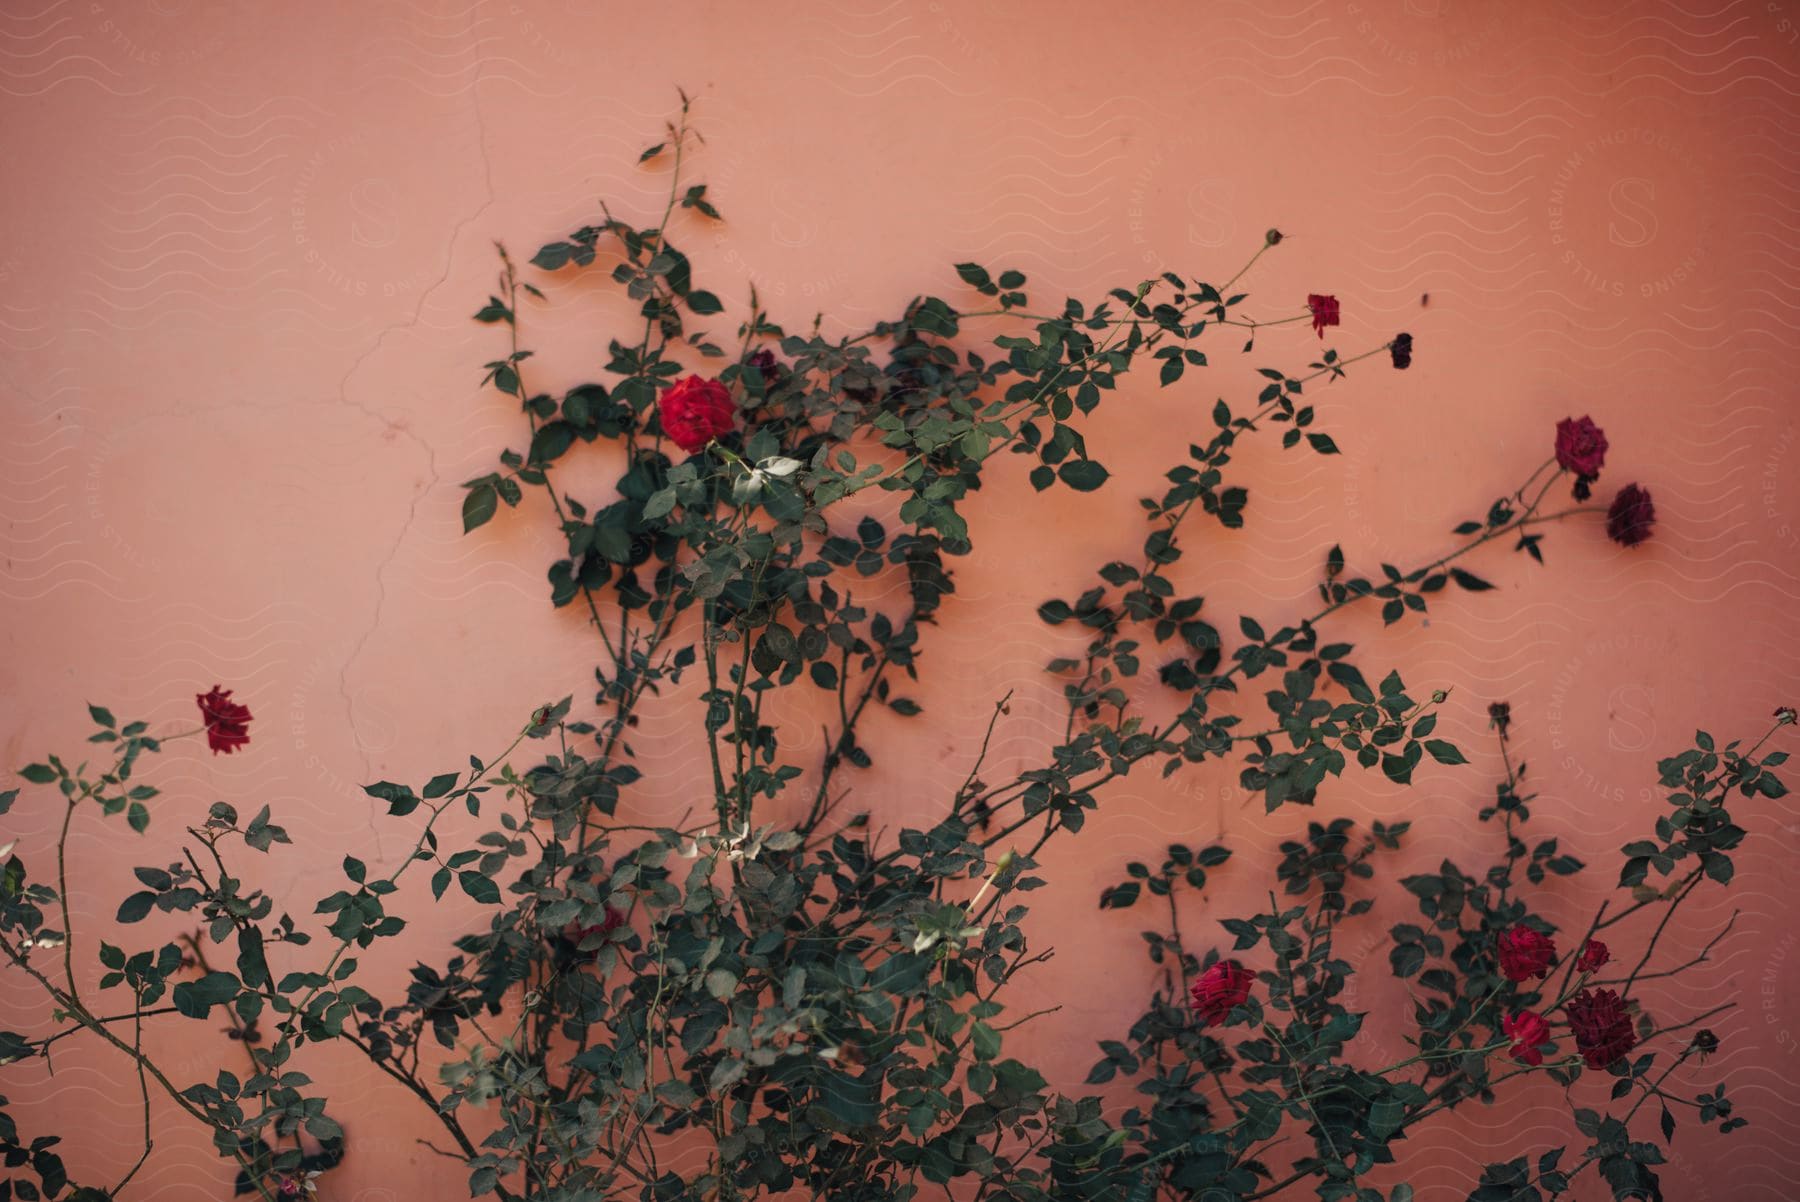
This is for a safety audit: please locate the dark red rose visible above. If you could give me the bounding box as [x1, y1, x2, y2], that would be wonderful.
[1306, 294, 1340, 338]
[657, 375, 735, 454]
[1606, 483, 1655, 548]
[1575, 939, 1609, 973]
[1189, 959, 1253, 1025]
[1690, 1028, 1719, 1058]
[564, 906, 627, 950]
[1554, 416, 1608, 482]
[746, 348, 786, 385]
[1774, 706, 1795, 726]
[196, 685, 252, 755]
[1565, 987, 1637, 1069]
[1497, 924, 1556, 982]
[1390, 332, 1412, 370]
[1502, 1010, 1551, 1066]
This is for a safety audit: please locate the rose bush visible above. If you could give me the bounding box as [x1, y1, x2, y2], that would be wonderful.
[1, 98, 1784, 1202]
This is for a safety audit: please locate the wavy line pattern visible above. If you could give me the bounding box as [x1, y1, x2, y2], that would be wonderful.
[2, 0, 1799, 1197]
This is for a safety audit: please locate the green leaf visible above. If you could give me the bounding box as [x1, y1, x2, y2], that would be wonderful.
[1368, 1098, 1406, 1137]
[686, 290, 723, 315]
[237, 926, 269, 989]
[954, 262, 992, 289]
[1424, 739, 1467, 765]
[117, 891, 156, 923]
[458, 871, 501, 905]
[529, 421, 576, 465]
[813, 1069, 881, 1128]
[87, 704, 116, 728]
[364, 780, 419, 816]
[462, 483, 499, 533]
[530, 243, 572, 271]
[19, 763, 56, 784]
[1057, 460, 1110, 492]
[133, 866, 171, 890]
[422, 772, 459, 800]
[304, 1113, 343, 1141]
[172, 970, 241, 1019]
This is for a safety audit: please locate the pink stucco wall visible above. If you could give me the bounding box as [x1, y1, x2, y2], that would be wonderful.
[3, 1, 1799, 1197]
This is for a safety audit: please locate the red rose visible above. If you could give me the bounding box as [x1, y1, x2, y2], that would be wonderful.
[1553, 416, 1608, 480]
[657, 375, 735, 454]
[1575, 939, 1609, 973]
[1606, 483, 1655, 548]
[1565, 987, 1637, 1069]
[1502, 1010, 1551, 1066]
[1497, 924, 1556, 982]
[1306, 294, 1340, 338]
[1189, 959, 1254, 1025]
[196, 685, 253, 755]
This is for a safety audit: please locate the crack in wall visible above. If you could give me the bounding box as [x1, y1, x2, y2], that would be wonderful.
[332, 81, 497, 859]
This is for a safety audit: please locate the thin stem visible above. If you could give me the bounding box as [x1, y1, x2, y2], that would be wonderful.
[55, 796, 78, 1002]
[111, 989, 153, 1195]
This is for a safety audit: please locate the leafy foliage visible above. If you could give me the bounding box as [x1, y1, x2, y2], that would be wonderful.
[0, 101, 1779, 1202]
